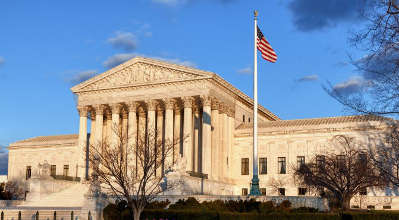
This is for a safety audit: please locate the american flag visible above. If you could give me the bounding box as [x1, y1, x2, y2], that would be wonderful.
[257, 26, 277, 63]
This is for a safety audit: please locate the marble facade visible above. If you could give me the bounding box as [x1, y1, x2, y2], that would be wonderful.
[3, 57, 399, 219]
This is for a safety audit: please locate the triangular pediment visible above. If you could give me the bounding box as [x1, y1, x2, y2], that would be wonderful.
[71, 57, 214, 92]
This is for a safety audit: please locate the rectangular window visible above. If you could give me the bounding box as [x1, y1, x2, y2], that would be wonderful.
[242, 188, 248, 196]
[259, 157, 267, 174]
[278, 188, 285, 196]
[359, 152, 367, 165]
[337, 155, 345, 168]
[63, 165, 69, 177]
[298, 187, 307, 195]
[26, 166, 31, 180]
[360, 188, 367, 195]
[297, 156, 305, 169]
[260, 188, 266, 195]
[278, 157, 286, 174]
[241, 158, 249, 175]
[316, 155, 325, 171]
[50, 165, 56, 176]
[242, 115, 245, 122]
[383, 206, 391, 209]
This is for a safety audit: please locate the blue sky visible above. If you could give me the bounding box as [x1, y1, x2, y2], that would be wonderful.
[0, 0, 370, 173]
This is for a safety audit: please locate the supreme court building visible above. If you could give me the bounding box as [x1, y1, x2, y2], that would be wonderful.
[3, 57, 398, 219]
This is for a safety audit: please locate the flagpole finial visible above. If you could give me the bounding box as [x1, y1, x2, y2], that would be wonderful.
[254, 10, 258, 18]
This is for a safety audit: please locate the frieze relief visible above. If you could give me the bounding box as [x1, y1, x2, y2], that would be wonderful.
[82, 62, 206, 91]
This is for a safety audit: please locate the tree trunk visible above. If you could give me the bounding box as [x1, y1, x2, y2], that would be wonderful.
[132, 207, 142, 220]
[342, 196, 351, 211]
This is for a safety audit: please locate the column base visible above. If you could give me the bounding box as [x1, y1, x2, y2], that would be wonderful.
[249, 175, 261, 196]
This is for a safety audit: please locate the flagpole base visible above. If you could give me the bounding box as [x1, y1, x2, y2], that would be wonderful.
[249, 175, 261, 196]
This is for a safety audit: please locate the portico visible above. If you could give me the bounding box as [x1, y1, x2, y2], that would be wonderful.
[72, 57, 274, 184]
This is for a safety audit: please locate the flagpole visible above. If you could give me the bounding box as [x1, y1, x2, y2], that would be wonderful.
[250, 10, 261, 196]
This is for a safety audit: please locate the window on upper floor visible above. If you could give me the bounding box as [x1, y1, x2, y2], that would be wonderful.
[241, 158, 249, 175]
[26, 166, 32, 180]
[337, 155, 345, 169]
[278, 157, 286, 174]
[316, 155, 325, 172]
[50, 165, 56, 177]
[63, 165, 69, 177]
[360, 187, 367, 195]
[242, 115, 245, 122]
[259, 157, 267, 174]
[297, 156, 305, 169]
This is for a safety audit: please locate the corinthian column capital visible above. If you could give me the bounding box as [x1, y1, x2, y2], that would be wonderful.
[146, 100, 157, 111]
[93, 104, 106, 115]
[183, 97, 194, 108]
[219, 103, 228, 114]
[127, 102, 137, 112]
[110, 103, 122, 114]
[77, 106, 89, 117]
[227, 107, 235, 117]
[163, 98, 175, 110]
[200, 95, 212, 107]
[211, 99, 219, 110]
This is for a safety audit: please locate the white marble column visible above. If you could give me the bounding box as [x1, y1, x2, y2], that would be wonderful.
[78, 106, 88, 180]
[127, 102, 137, 176]
[201, 96, 212, 176]
[147, 100, 157, 175]
[223, 107, 228, 182]
[227, 107, 235, 183]
[137, 107, 147, 176]
[164, 99, 174, 169]
[183, 97, 194, 172]
[218, 103, 226, 181]
[94, 105, 105, 146]
[89, 111, 96, 146]
[173, 105, 182, 163]
[211, 100, 219, 180]
[193, 106, 200, 172]
[104, 110, 112, 144]
[156, 107, 164, 176]
[121, 109, 128, 171]
[111, 104, 121, 147]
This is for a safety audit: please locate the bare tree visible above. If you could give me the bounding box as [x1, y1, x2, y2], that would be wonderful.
[87, 124, 183, 220]
[326, 0, 399, 116]
[0, 181, 25, 200]
[267, 176, 288, 196]
[368, 121, 399, 188]
[293, 135, 384, 210]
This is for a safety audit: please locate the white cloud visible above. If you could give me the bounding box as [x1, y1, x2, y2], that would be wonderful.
[69, 70, 97, 85]
[296, 74, 319, 82]
[107, 31, 137, 51]
[237, 67, 252, 74]
[0, 146, 7, 175]
[152, 0, 185, 6]
[103, 53, 137, 69]
[103, 53, 196, 69]
[152, 0, 235, 6]
[332, 76, 372, 95]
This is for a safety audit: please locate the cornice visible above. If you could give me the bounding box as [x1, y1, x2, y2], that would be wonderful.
[234, 126, 386, 138]
[71, 56, 279, 121]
